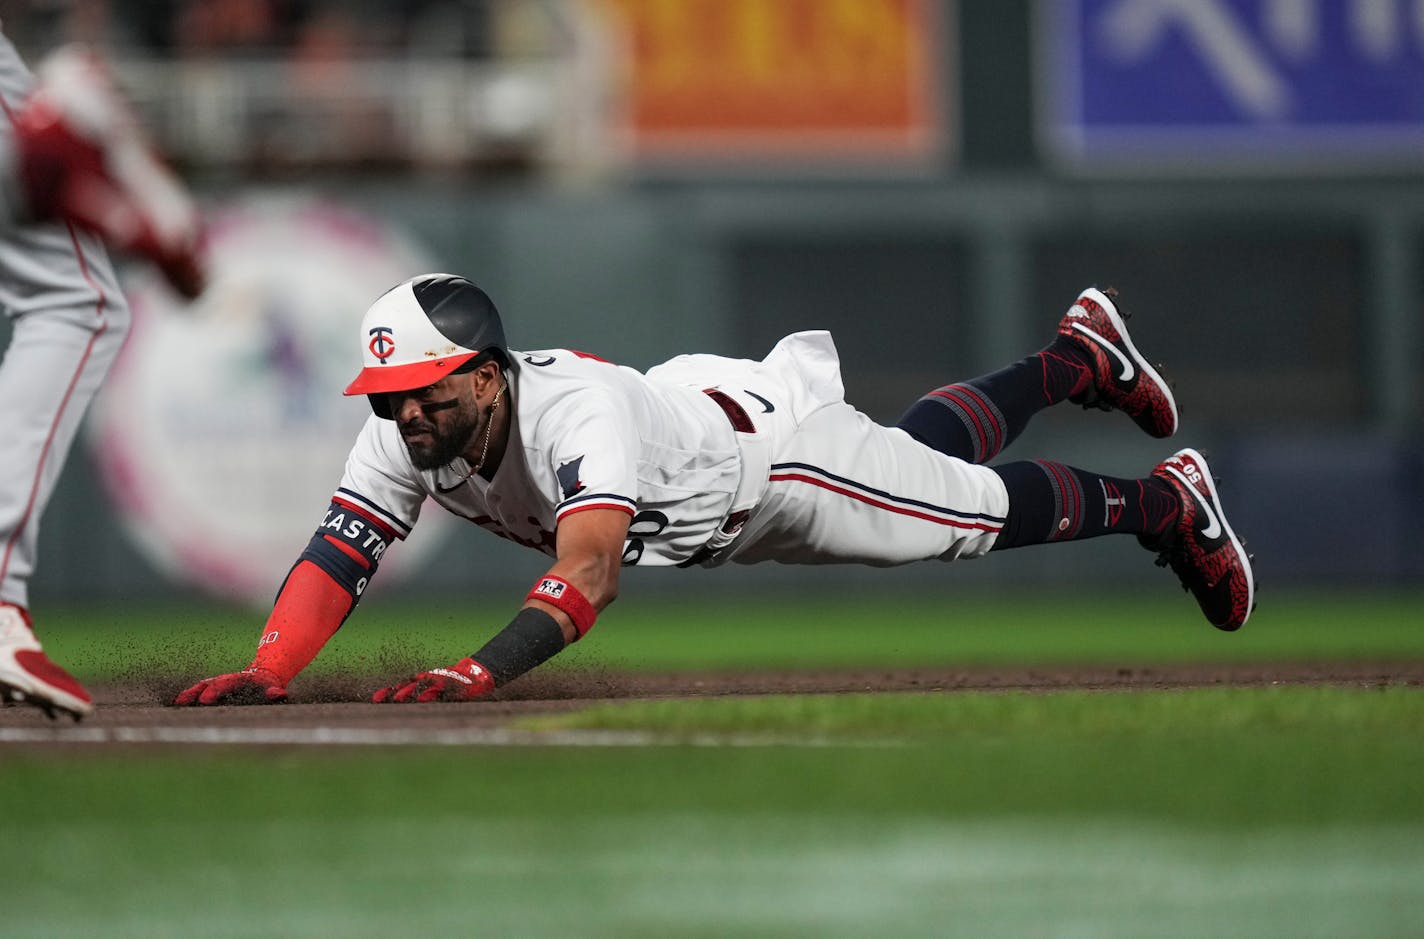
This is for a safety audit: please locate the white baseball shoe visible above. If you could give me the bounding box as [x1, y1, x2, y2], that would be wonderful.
[13, 44, 207, 298]
[0, 603, 93, 720]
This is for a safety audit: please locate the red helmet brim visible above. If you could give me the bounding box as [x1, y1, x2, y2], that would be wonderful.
[342, 351, 481, 397]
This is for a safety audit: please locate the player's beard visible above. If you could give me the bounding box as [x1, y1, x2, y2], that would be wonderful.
[399, 405, 481, 471]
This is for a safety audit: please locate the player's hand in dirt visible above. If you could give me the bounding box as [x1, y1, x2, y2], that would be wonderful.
[172, 667, 288, 706]
[371, 657, 495, 703]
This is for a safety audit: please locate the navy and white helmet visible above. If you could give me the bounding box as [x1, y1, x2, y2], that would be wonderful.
[343, 273, 509, 419]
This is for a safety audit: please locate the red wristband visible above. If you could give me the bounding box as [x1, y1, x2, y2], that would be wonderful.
[526, 575, 597, 639]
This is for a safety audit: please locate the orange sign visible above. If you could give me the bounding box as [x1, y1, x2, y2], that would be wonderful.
[594, 0, 947, 163]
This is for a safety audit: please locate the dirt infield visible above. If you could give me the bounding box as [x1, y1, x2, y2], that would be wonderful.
[2, 661, 1421, 741]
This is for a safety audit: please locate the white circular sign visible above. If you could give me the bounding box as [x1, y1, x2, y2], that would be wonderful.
[89, 195, 452, 606]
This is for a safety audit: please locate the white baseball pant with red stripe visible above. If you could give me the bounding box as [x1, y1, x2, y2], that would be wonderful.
[0, 33, 127, 608]
[673, 331, 1008, 568]
[723, 401, 1008, 567]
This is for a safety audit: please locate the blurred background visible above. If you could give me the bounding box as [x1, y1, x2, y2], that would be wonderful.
[1, 0, 1420, 607]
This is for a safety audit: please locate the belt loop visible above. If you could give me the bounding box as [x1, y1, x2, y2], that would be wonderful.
[702, 388, 755, 434]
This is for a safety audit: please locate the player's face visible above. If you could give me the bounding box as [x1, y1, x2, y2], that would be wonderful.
[390, 375, 482, 471]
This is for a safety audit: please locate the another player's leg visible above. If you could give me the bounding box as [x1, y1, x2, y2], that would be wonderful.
[0, 251, 125, 721]
[0, 36, 136, 720]
[989, 450, 1255, 630]
[896, 287, 1177, 463]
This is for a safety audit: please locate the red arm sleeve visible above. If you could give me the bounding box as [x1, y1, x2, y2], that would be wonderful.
[247, 561, 354, 684]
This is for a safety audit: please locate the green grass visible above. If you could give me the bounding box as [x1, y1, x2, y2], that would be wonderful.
[3, 687, 1423, 936]
[36, 586, 1424, 680]
[5, 590, 1424, 937]
[515, 687, 1424, 828]
[527, 684, 1424, 745]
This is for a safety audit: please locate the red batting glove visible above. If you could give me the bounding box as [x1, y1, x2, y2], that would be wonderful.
[371, 657, 495, 703]
[173, 667, 288, 706]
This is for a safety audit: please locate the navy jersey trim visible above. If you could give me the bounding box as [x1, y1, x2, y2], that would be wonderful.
[334, 487, 411, 538]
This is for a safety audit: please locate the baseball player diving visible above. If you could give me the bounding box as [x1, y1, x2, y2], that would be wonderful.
[176, 273, 1255, 706]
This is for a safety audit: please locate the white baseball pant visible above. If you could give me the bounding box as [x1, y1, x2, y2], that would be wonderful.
[0, 32, 129, 608]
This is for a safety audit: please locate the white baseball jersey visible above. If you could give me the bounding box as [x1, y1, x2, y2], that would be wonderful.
[334, 332, 1008, 570]
[0, 33, 128, 609]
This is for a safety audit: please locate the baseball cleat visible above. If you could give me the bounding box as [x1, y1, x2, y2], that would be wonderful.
[1143, 448, 1256, 631]
[1058, 286, 1178, 438]
[0, 604, 92, 720]
[12, 44, 206, 298]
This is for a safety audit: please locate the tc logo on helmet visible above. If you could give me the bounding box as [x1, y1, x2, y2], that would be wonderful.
[368, 326, 396, 363]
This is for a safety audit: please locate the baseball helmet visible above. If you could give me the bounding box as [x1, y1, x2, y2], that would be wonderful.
[343, 273, 509, 419]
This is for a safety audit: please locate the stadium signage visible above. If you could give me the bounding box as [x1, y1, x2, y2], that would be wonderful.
[597, 0, 950, 168]
[1039, 0, 1424, 170]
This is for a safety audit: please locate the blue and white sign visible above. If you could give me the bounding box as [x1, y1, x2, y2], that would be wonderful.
[1039, 0, 1424, 171]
